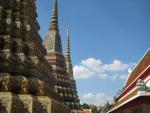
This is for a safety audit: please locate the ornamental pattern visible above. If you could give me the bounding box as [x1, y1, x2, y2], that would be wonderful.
[136, 79, 147, 92]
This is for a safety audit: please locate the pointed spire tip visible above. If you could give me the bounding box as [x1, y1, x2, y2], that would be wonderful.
[49, 0, 59, 31]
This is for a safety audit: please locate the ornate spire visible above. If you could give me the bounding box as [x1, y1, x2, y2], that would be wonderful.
[66, 27, 73, 79]
[49, 0, 58, 31]
[66, 27, 71, 62]
[43, 0, 62, 53]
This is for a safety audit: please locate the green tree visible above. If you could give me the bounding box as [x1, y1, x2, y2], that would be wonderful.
[81, 103, 90, 109]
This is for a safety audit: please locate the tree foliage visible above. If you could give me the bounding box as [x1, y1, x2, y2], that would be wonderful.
[81, 103, 90, 109]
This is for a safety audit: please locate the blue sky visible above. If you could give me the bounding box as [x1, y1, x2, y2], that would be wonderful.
[36, 0, 150, 105]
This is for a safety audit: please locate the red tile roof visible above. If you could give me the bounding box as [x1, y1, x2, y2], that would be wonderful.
[124, 49, 150, 89]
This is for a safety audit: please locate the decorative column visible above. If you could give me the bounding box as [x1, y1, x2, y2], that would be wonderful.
[0, 92, 13, 113]
[34, 96, 51, 113]
[0, 74, 13, 113]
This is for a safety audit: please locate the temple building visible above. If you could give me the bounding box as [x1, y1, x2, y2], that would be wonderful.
[108, 49, 150, 113]
[43, 0, 81, 112]
[0, 0, 80, 112]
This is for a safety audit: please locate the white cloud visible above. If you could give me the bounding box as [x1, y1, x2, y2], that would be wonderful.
[81, 92, 113, 105]
[109, 74, 128, 80]
[73, 65, 95, 79]
[97, 74, 108, 79]
[82, 93, 94, 99]
[73, 58, 135, 80]
[81, 58, 103, 72]
[103, 59, 129, 72]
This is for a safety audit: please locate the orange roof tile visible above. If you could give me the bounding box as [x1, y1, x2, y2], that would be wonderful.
[124, 49, 150, 89]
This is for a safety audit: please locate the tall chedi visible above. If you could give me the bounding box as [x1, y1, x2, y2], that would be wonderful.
[65, 27, 81, 112]
[0, 0, 70, 113]
[43, 0, 81, 112]
[66, 27, 73, 80]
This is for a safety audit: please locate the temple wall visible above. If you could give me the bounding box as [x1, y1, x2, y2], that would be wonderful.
[117, 104, 150, 113]
[0, 92, 71, 113]
[142, 104, 150, 113]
